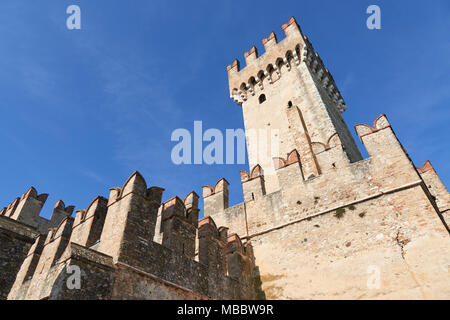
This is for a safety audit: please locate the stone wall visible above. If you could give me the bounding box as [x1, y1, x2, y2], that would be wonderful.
[0, 216, 38, 299]
[4, 172, 255, 300]
[206, 105, 450, 299]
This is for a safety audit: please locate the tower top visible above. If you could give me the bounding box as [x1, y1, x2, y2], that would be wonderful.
[227, 16, 346, 113]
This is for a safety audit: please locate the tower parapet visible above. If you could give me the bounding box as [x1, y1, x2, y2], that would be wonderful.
[227, 17, 346, 113]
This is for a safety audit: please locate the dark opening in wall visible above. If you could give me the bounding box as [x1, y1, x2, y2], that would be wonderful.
[259, 94, 266, 104]
[288, 101, 293, 108]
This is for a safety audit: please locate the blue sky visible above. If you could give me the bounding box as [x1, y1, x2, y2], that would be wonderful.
[0, 0, 449, 219]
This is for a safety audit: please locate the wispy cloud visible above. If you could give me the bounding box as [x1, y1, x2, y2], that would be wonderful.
[79, 169, 104, 183]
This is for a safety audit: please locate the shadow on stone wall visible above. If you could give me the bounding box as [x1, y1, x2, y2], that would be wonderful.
[252, 265, 266, 300]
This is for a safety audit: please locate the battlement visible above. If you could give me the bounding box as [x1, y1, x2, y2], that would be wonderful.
[240, 164, 263, 183]
[3, 171, 254, 300]
[161, 196, 197, 257]
[354, 114, 410, 161]
[202, 178, 230, 216]
[416, 160, 450, 213]
[205, 112, 450, 240]
[202, 114, 421, 229]
[240, 165, 267, 202]
[355, 114, 391, 138]
[72, 196, 108, 248]
[0, 187, 75, 234]
[227, 16, 346, 112]
[273, 149, 301, 170]
[1, 187, 48, 220]
[417, 160, 434, 174]
[310, 133, 341, 155]
[107, 171, 165, 206]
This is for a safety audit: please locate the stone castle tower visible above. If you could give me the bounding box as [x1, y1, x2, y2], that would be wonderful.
[227, 17, 362, 194]
[0, 16, 449, 300]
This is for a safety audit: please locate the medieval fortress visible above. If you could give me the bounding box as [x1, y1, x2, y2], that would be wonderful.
[1, 17, 449, 300]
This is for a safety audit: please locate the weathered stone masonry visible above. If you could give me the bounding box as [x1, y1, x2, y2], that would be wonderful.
[1, 173, 254, 300]
[206, 16, 449, 299]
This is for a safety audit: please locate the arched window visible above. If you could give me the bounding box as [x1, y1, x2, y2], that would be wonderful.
[249, 77, 257, 89]
[257, 70, 265, 82]
[295, 45, 301, 58]
[259, 94, 266, 104]
[276, 58, 284, 74]
[286, 50, 294, 63]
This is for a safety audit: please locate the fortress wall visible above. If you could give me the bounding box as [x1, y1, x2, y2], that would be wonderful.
[250, 185, 449, 299]
[111, 263, 208, 300]
[0, 216, 38, 299]
[44, 243, 116, 300]
[7, 235, 46, 300]
[4, 172, 254, 300]
[205, 114, 449, 299]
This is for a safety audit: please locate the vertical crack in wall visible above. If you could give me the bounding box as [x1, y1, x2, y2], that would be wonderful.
[395, 228, 427, 299]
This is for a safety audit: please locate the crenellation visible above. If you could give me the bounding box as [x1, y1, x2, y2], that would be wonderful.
[273, 150, 305, 188]
[244, 46, 258, 65]
[108, 187, 121, 205]
[218, 226, 229, 242]
[98, 171, 163, 265]
[225, 234, 252, 282]
[10, 187, 49, 227]
[1, 171, 254, 300]
[5, 198, 20, 218]
[198, 217, 226, 272]
[184, 191, 200, 225]
[281, 16, 303, 38]
[417, 161, 450, 214]
[227, 17, 307, 105]
[161, 197, 196, 258]
[241, 165, 267, 202]
[0, 187, 74, 235]
[71, 196, 108, 248]
[262, 31, 278, 50]
[203, 178, 230, 216]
